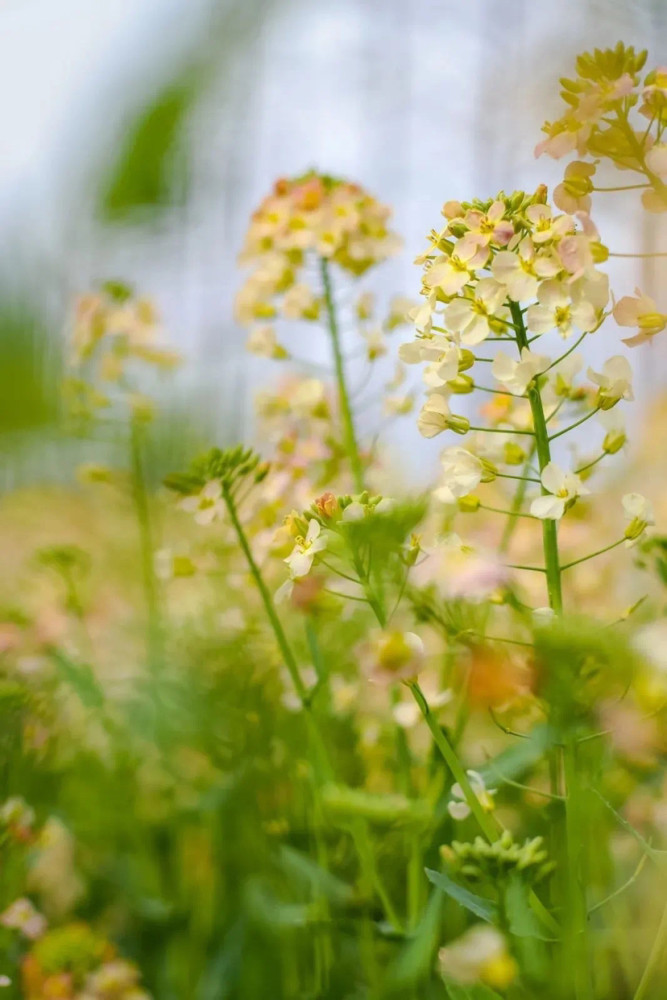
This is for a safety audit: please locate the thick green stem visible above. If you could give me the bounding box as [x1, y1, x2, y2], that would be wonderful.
[563, 740, 594, 999]
[320, 257, 365, 492]
[510, 303, 563, 613]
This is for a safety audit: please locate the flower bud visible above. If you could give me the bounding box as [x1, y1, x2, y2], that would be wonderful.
[503, 442, 526, 466]
[314, 492, 340, 519]
[480, 459, 498, 483]
[447, 414, 471, 435]
[624, 517, 648, 542]
[458, 494, 480, 512]
[458, 349, 476, 373]
[603, 428, 626, 454]
[449, 374, 475, 394]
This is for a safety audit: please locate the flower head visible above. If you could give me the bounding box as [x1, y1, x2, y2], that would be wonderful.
[179, 481, 225, 526]
[447, 770, 496, 821]
[491, 348, 548, 394]
[622, 493, 655, 545]
[613, 288, 667, 347]
[587, 355, 634, 408]
[530, 462, 589, 520]
[285, 519, 327, 579]
[439, 925, 517, 990]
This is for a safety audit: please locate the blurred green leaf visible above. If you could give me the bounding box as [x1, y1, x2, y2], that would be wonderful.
[425, 869, 497, 923]
[99, 77, 195, 220]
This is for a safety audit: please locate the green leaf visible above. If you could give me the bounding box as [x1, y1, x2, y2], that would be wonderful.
[50, 650, 105, 709]
[505, 876, 553, 940]
[425, 869, 498, 923]
[385, 889, 444, 991]
[99, 77, 195, 221]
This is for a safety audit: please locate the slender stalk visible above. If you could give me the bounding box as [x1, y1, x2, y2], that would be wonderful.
[223, 485, 307, 703]
[129, 418, 162, 668]
[511, 303, 562, 613]
[222, 484, 334, 783]
[563, 740, 594, 999]
[500, 442, 538, 552]
[549, 407, 600, 442]
[561, 538, 625, 571]
[320, 257, 365, 492]
[633, 893, 667, 1000]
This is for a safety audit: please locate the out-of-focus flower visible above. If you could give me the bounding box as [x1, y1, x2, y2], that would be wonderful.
[622, 493, 654, 545]
[491, 348, 548, 394]
[439, 925, 517, 989]
[417, 394, 469, 438]
[434, 447, 493, 503]
[613, 288, 667, 347]
[1, 899, 47, 940]
[530, 463, 589, 520]
[179, 481, 225, 526]
[587, 356, 634, 407]
[553, 161, 596, 213]
[285, 520, 327, 579]
[246, 324, 289, 359]
[447, 770, 496, 821]
[361, 630, 425, 685]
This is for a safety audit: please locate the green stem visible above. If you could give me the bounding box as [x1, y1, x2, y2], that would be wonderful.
[549, 407, 600, 442]
[511, 303, 562, 613]
[633, 893, 667, 1000]
[129, 418, 162, 667]
[408, 680, 497, 840]
[320, 257, 365, 492]
[222, 485, 333, 782]
[561, 538, 625, 571]
[563, 740, 594, 999]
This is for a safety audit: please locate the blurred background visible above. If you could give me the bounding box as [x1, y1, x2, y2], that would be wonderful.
[2, 0, 666, 485]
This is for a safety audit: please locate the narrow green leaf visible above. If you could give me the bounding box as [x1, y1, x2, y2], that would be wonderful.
[425, 869, 498, 923]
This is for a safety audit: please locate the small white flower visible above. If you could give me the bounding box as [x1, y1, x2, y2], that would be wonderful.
[284, 520, 327, 578]
[434, 447, 485, 503]
[530, 462, 589, 520]
[179, 480, 225, 526]
[526, 279, 597, 339]
[448, 770, 496, 821]
[613, 287, 667, 347]
[492, 236, 560, 301]
[418, 393, 459, 438]
[491, 348, 548, 395]
[622, 493, 655, 545]
[587, 355, 634, 407]
[246, 324, 289, 359]
[443, 278, 506, 346]
[439, 925, 516, 987]
[422, 343, 461, 389]
[424, 235, 490, 296]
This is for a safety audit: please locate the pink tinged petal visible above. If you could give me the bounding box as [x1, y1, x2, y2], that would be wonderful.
[645, 143, 667, 178]
[612, 296, 642, 327]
